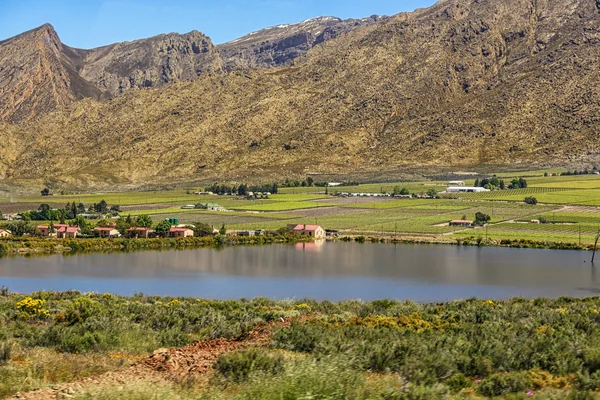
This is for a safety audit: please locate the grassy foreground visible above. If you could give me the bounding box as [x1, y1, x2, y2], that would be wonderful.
[3, 292, 600, 398]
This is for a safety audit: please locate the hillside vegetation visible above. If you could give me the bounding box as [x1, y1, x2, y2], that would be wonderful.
[1, 0, 600, 188]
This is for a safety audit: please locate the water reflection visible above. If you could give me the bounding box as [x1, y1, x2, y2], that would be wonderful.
[0, 242, 597, 301]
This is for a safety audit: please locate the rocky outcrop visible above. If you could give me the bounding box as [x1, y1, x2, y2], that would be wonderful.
[79, 30, 223, 96]
[0, 24, 100, 122]
[217, 16, 385, 70]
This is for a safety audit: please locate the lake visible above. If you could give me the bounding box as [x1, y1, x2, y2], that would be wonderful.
[0, 242, 598, 302]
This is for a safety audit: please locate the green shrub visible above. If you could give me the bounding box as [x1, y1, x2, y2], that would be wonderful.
[0, 341, 12, 365]
[477, 371, 534, 397]
[158, 328, 189, 348]
[214, 348, 284, 383]
[446, 372, 471, 393]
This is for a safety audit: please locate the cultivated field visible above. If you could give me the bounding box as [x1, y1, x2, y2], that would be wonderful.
[3, 170, 600, 245]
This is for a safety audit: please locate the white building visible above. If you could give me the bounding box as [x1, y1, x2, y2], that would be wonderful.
[446, 186, 490, 193]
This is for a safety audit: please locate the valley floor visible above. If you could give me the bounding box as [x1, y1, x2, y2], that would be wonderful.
[3, 169, 600, 250]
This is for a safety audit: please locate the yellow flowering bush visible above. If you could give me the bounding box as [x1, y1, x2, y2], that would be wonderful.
[16, 297, 50, 319]
[167, 299, 182, 307]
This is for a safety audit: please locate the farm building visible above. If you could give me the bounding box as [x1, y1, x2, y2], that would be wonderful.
[94, 227, 120, 238]
[126, 227, 155, 238]
[449, 220, 474, 227]
[180, 205, 196, 209]
[448, 181, 466, 186]
[0, 229, 11, 238]
[169, 228, 194, 238]
[446, 187, 490, 193]
[196, 203, 227, 211]
[292, 224, 326, 239]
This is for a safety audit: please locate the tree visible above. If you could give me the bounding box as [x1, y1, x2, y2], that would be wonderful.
[135, 215, 153, 228]
[71, 216, 91, 235]
[426, 188, 438, 198]
[0, 210, 3, 221]
[474, 179, 480, 187]
[192, 222, 213, 237]
[219, 224, 226, 235]
[499, 180, 506, 190]
[307, 177, 314, 187]
[41, 188, 50, 196]
[544, 172, 549, 177]
[94, 200, 109, 214]
[475, 212, 491, 226]
[58, 209, 66, 224]
[49, 221, 56, 235]
[238, 184, 247, 196]
[7, 221, 35, 237]
[77, 203, 86, 214]
[519, 178, 528, 188]
[155, 220, 172, 238]
[524, 196, 538, 205]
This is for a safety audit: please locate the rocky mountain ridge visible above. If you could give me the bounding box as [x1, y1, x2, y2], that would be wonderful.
[217, 15, 386, 70]
[0, 15, 382, 121]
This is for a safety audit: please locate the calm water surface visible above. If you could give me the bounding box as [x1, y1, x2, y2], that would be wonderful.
[0, 242, 598, 301]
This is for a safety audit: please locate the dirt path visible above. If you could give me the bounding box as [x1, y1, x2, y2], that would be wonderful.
[10, 321, 285, 400]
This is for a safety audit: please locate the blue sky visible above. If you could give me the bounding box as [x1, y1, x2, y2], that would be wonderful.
[0, 0, 436, 48]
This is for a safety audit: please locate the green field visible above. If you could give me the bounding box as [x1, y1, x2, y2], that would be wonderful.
[3, 172, 600, 245]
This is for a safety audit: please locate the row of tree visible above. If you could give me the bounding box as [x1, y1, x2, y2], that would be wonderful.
[474, 177, 528, 190]
[205, 183, 279, 196]
[18, 201, 121, 222]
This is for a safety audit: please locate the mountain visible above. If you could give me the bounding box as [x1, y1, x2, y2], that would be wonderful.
[0, 24, 101, 122]
[217, 16, 386, 70]
[1, 0, 600, 188]
[77, 30, 223, 97]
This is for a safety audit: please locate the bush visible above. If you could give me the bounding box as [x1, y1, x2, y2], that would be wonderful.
[477, 372, 533, 397]
[0, 341, 12, 365]
[525, 196, 538, 205]
[158, 328, 189, 348]
[214, 348, 284, 383]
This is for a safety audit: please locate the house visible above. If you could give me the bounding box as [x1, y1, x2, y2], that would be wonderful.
[448, 181, 466, 187]
[180, 205, 196, 209]
[292, 224, 325, 239]
[0, 229, 11, 238]
[196, 203, 227, 211]
[169, 228, 194, 238]
[446, 187, 490, 193]
[237, 230, 255, 237]
[94, 227, 120, 238]
[449, 220, 474, 227]
[57, 226, 80, 239]
[126, 227, 155, 238]
[37, 224, 69, 237]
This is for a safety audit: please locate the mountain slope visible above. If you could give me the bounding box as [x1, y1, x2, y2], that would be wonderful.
[1, 0, 600, 187]
[0, 24, 101, 122]
[217, 16, 385, 70]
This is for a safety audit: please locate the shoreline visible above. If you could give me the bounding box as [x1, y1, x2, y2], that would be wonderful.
[0, 232, 595, 259]
[0, 234, 313, 257]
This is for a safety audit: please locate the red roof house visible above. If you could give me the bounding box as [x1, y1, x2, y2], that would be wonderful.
[292, 224, 325, 239]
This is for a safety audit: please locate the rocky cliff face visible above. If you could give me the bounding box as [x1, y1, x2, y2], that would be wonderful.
[0, 24, 100, 122]
[79, 30, 223, 96]
[217, 16, 385, 70]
